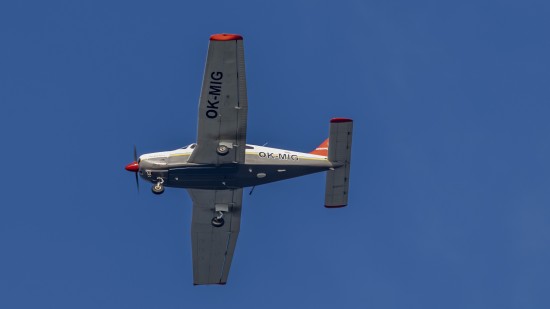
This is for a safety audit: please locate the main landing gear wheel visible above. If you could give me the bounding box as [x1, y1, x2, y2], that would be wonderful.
[151, 177, 165, 195]
[211, 211, 225, 227]
[216, 145, 229, 156]
[211, 217, 224, 227]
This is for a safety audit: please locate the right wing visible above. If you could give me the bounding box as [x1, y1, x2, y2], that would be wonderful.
[188, 34, 248, 165]
[187, 188, 243, 285]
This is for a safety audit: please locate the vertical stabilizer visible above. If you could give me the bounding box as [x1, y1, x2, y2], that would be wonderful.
[310, 138, 329, 156]
[325, 118, 353, 208]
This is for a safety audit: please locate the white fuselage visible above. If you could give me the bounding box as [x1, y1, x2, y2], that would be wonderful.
[136, 144, 334, 190]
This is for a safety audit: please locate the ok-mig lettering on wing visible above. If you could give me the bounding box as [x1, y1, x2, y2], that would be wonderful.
[206, 71, 223, 119]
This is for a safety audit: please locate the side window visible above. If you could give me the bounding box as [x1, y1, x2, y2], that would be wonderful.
[190, 144, 196, 149]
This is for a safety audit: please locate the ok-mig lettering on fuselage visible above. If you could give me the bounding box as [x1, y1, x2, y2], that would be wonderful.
[258, 152, 299, 161]
[206, 71, 223, 119]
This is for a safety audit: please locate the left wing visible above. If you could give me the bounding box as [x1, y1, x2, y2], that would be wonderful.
[187, 188, 243, 285]
[188, 34, 248, 165]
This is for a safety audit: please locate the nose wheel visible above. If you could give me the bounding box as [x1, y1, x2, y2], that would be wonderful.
[151, 177, 165, 195]
[211, 211, 225, 227]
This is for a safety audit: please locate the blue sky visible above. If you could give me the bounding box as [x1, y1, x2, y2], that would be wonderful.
[1, 0, 549, 308]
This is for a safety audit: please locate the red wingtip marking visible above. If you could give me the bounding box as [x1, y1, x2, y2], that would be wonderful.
[325, 204, 347, 208]
[331, 118, 353, 123]
[210, 33, 243, 41]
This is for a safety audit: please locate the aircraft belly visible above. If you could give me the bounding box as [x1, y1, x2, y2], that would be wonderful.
[163, 163, 328, 189]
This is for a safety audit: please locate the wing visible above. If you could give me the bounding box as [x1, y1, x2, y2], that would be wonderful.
[187, 188, 243, 285]
[188, 34, 248, 165]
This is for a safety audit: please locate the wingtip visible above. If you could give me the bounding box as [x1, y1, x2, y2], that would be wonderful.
[210, 33, 243, 41]
[325, 204, 347, 208]
[330, 118, 353, 123]
[193, 281, 227, 286]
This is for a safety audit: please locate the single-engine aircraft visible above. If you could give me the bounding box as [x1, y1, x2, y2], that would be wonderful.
[124, 34, 353, 285]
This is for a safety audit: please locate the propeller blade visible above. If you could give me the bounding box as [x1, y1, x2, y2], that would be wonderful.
[133, 145, 139, 192]
[135, 171, 140, 192]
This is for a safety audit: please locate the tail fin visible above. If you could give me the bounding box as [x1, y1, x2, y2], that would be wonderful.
[325, 118, 353, 208]
[310, 138, 329, 156]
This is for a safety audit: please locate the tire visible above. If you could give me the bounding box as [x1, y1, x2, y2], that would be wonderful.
[152, 184, 164, 195]
[211, 217, 225, 227]
[216, 145, 229, 156]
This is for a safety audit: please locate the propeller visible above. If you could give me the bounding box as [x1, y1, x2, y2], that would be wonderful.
[125, 145, 140, 192]
[133, 145, 140, 191]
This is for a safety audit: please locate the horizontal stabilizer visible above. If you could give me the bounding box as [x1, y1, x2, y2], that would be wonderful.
[325, 118, 353, 208]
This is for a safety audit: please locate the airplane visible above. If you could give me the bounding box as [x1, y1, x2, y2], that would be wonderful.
[124, 33, 353, 285]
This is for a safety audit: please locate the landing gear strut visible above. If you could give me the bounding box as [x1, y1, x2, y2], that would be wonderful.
[151, 177, 165, 195]
[211, 211, 225, 227]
